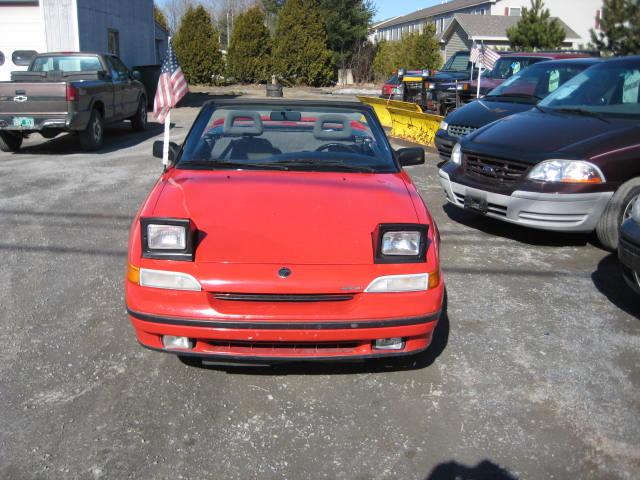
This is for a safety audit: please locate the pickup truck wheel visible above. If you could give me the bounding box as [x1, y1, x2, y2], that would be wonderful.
[596, 177, 640, 251]
[131, 98, 147, 131]
[79, 109, 104, 151]
[0, 132, 23, 152]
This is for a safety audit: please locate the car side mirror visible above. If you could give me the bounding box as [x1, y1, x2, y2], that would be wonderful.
[153, 140, 179, 161]
[396, 147, 425, 167]
[131, 70, 142, 81]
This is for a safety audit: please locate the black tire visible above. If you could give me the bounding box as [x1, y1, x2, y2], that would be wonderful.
[266, 83, 283, 98]
[79, 109, 104, 151]
[131, 97, 147, 132]
[596, 177, 640, 251]
[0, 131, 23, 152]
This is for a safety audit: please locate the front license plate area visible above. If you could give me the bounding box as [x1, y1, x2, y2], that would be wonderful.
[464, 194, 488, 214]
[13, 117, 34, 128]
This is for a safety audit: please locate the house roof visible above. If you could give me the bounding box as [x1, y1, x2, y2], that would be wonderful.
[370, 16, 401, 30]
[371, 0, 496, 30]
[440, 13, 581, 41]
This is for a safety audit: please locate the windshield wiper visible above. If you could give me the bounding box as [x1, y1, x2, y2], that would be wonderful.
[267, 159, 376, 173]
[179, 160, 289, 170]
[551, 107, 610, 123]
[489, 93, 541, 102]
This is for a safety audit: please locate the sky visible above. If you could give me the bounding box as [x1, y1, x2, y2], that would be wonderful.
[373, 0, 440, 22]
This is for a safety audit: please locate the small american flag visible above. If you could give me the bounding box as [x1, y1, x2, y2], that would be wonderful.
[481, 46, 500, 71]
[470, 42, 481, 65]
[153, 39, 188, 123]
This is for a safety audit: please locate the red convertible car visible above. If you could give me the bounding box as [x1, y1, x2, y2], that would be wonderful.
[125, 100, 444, 363]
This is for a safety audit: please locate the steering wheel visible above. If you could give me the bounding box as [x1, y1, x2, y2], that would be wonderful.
[315, 143, 357, 153]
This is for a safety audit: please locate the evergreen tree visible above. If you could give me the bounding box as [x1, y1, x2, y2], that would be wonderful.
[227, 6, 272, 83]
[174, 5, 224, 85]
[591, 0, 640, 55]
[398, 24, 442, 70]
[154, 4, 169, 32]
[506, 0, 566, 51]
[272, 0, 334, 86]
[317, 0, 375, 71]
[372, 40, 399, 82]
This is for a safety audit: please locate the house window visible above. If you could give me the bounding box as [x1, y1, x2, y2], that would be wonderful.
[155, 39, 164, 63]
[509, 7, 521, 16]
[438, 18, 444, 33]
[108, 29, 120, 57]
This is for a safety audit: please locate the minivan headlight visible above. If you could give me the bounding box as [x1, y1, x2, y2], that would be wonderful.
[527, 160, 605, 184]
[439, 120, 448, 132]
[451, 143, 462, 165]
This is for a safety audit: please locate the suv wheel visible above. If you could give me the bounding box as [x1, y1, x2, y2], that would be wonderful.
[596, 177, 640, 251]
[131, 98, 147, 131]
[79, 109, 104, 151]
[0, 131, 23, 152]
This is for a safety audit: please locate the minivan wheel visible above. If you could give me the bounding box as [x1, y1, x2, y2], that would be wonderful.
[0, 131, 23, 152]
[79, 109, 104, 151]
[596, 177, 640, 251]
[131, 98, 147, 131]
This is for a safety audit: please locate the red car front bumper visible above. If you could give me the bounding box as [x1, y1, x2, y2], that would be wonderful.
[126, 275, 443, 362]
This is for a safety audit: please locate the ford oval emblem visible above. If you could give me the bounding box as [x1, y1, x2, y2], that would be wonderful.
[13, 95, 28, 103]
[482, 165, 495, 175]
[278, 267, 291, 278]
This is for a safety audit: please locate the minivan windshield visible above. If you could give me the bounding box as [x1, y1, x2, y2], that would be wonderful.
[178, 105, 396, 173]
[484, 57, 545, 80]
[538, 60, 640, 117]
[487, 61, 595, 102]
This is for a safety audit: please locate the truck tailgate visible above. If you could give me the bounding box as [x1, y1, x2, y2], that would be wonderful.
[0, 82, 68, 115]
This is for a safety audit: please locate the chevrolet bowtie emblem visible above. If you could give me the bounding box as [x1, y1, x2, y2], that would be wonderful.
[13, 95, 28, 102]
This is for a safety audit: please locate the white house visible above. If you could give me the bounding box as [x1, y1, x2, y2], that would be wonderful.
[0, 0, 169, 81]
[370, 0, 603, 53]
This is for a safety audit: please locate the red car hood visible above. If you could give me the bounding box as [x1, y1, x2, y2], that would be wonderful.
[152, 169, 419, 265]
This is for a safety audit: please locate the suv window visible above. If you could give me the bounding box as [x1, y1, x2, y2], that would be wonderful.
[0, 51, 4, 66]
[12, 50, 37, 66]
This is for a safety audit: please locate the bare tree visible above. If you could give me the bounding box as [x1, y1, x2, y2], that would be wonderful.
[163, 0, 195, 34]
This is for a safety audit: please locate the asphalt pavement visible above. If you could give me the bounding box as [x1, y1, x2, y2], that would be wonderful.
[0, 91, 638, 480]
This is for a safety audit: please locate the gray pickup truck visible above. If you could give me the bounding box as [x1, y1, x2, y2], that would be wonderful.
[0, 52, 147, 152]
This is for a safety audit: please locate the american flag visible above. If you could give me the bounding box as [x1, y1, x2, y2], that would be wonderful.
[153, 40, 188, 123]
[481, 46, 500, 70]
[470, 42, 481, 65]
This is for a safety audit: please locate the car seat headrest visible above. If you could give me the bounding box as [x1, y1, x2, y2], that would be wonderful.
[313, 114, 352, 141]
[224, 111, 264, 137]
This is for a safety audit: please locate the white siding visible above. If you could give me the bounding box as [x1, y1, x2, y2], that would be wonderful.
[0, 5, 46, 81]
[41, 0, 78, 51]
[76, 0, 156, 67]
[491, 0, 603, 47]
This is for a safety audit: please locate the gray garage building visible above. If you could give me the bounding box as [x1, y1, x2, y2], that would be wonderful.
[0, 0, 169, 81]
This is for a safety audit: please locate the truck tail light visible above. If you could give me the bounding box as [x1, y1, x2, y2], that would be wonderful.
[66, 85, 78, 102]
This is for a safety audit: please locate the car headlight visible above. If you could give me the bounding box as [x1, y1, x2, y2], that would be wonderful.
[439, 120, 449, 132]
[632, 197, 640, 224]
[374, 224, 428, 263]
[451, 143, 462, 165]
[427, 83, 436, 90]
[527, 160, 606, 184]
[141, 218, 195, 261]
[139, 268, 201, 291]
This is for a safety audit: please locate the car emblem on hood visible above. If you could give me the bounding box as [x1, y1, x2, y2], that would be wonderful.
[13, 95, 28, 102]
[482, 165, 496, 175]
[278, 267, 291, 278]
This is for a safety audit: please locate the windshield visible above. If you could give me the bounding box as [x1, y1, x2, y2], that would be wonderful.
[539, 61, 640, 117]
[442, 53, 471, 72]
[488, 62, 593, 101]
[485, 57, 545, 79]
[31, 55, 103, 72]
[178, 105, 396, 173]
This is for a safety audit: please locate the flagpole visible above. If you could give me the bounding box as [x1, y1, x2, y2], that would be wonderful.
[162, 36, 172, 171]
[476, 41, 483, 99]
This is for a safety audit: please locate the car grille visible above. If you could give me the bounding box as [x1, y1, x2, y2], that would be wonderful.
[447, 124, 477, 139]
[213, 293, 354, 302]
[202, 340, 361, 355]
[463, 153, 530, 184]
